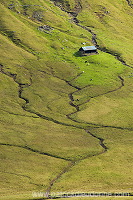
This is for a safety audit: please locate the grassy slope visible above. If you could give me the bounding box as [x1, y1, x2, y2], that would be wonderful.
[51, 198, 132, 200]
[78, 0, 133, 65]
[76, 72, 133, 128]
[51, 128, 133, 192]
[0, 0, 133, 199]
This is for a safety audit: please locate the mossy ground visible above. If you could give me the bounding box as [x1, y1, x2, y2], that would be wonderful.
[0, 0, 133, 199]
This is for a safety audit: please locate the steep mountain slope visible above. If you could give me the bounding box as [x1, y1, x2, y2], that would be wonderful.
[0, 0, 133, 199]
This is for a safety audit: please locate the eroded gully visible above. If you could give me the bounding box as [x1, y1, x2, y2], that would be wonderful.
[126, 0, 133, 8]
[44, 0, 133, 198]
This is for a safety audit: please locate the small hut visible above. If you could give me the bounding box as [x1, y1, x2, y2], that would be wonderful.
[79, 46, 98, 56]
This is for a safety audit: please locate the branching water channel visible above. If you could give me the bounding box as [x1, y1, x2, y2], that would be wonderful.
[1, 1, 133, 199]
[45, 0, 133, 198]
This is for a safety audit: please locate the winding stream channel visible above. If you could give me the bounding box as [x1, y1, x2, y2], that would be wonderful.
[45, 0, 133, 198]
[0, 0, 133, 199]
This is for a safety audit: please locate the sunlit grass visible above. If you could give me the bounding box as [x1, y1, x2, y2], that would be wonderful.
[0, 0, 133, 199]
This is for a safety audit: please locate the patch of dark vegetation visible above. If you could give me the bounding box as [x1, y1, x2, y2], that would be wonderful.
[32, 10, 44, 21]
[0, 28, 21, 45]
[38, 25, 54, 34]
[38, 25, 54, 32]
[94, 5, 110, 19]
[126, 0, 133, 8]
[51, 0, 71, 12]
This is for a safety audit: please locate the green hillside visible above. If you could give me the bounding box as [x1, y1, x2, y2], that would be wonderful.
[0, 0, 133, 199]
